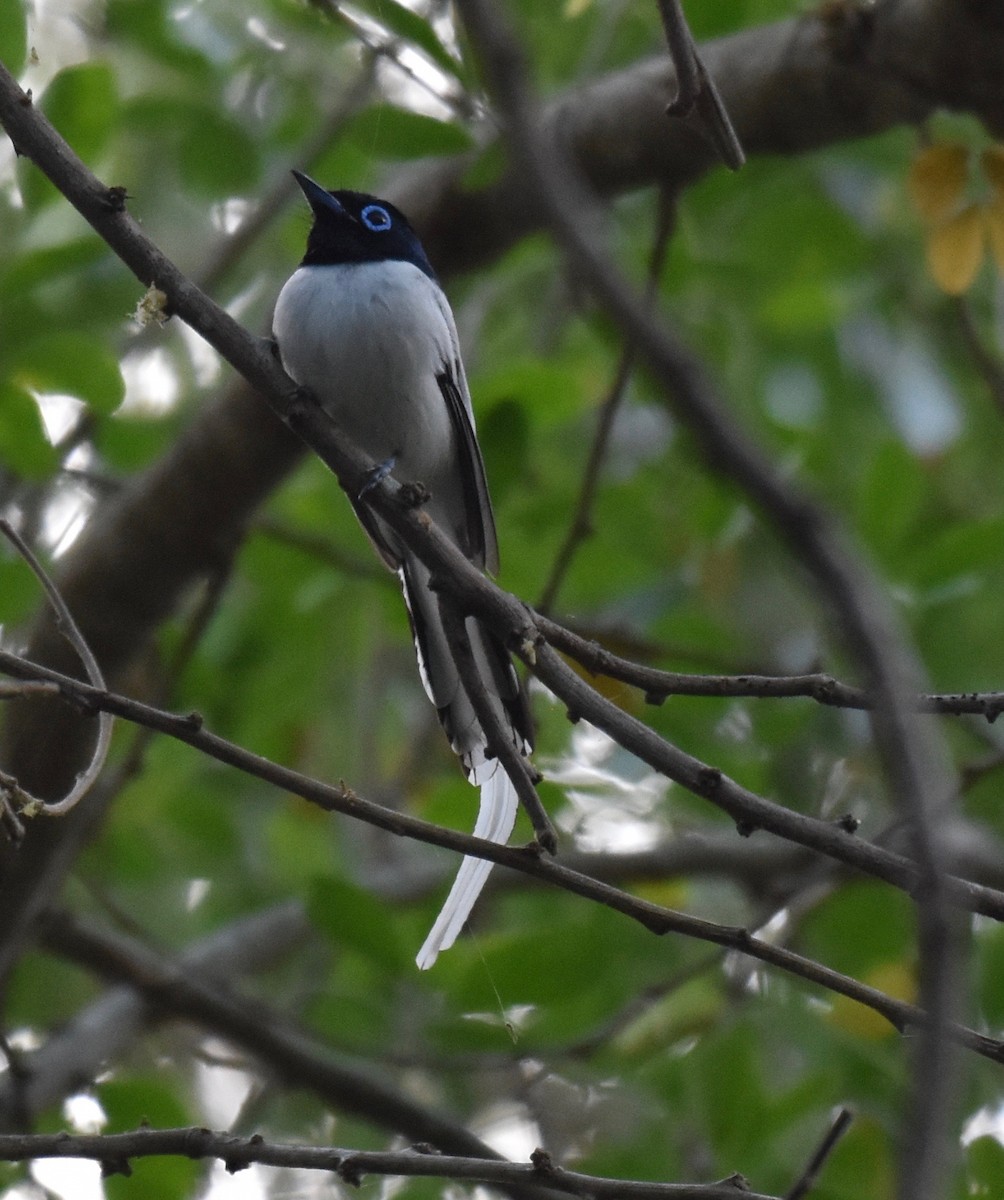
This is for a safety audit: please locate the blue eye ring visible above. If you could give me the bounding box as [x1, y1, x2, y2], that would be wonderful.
[360, 204, 392, 232]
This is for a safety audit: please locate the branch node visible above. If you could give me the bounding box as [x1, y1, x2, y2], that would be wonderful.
[530, 1147, 556, 1174]
[697, 765, 722, 795]
[535, 827, 558, 854]
[101, 1157, 132, 1179]
[716, 1172, 752, 1191]
[338, 1156, 365, 1187]
[183, 1128, 214, 1158]
[104, 184, 128, 211]
[399, 480, 430, 509]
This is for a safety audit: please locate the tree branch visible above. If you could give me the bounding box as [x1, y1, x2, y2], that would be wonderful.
[0, 903, 309, 1128]
[0, 1126, 779, 1200]
[449, 5, 960, 1199]
[0, 520, 111, 817]
[40, 912, 521, 1167]
[0, 661, 999, 1069]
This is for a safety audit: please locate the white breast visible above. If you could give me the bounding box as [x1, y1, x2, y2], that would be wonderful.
[273, 260, 462, 484]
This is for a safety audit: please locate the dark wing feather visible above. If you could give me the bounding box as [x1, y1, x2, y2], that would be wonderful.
[436, 362, 499, 574]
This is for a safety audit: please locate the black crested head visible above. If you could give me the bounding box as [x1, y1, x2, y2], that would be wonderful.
[291, 171, 436, 281]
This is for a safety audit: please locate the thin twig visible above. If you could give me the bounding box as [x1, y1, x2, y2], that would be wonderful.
[535, 613, 1004, 719]
[0, 1125, 779, 1199]
[656, 0, 700, 111]
[39, 913, 563, 1198]
[196, 64, 378, 296]
[654, 0, 744, 169]
[311, 0, 474, 120]
[0, 681, 59, 699]
[538, 190, 675, 614]
[0, 655, 1001, 1069]
[447, 12, 957, 1194]
[0, 520, 112, 817]
[785, 1107, 853, 1200]
[3, 643, 1004, 929]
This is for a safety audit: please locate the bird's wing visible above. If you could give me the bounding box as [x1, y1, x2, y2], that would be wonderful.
[431, 291, 500, 576]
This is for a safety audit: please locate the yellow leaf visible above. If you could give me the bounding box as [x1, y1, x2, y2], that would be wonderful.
[631, 878, 689, 910]
[908, 143, 969, 224]
[926, 204, 985, 294]
[986, 199, 1004, 272]
[560, 653, 644, 714]
[829, 961, 916, 1040]
[981, 145, 1004, 200]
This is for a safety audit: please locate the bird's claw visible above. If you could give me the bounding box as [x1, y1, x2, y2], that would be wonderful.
[358, 455, 397, 501]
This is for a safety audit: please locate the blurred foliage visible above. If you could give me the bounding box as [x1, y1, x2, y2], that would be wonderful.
[1, 1, 1004, 1198]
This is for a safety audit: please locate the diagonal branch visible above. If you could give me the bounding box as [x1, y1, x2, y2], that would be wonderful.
[40, 912, 520, 1167]
[654, 0, 744, 169]
[0, 903, 309, 1126]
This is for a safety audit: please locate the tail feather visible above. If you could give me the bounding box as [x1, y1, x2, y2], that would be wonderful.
[397, 551, 532, 969]
[415, 763, 518, 970]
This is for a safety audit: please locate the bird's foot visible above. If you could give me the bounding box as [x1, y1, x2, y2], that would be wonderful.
[357, 455, 397, 501]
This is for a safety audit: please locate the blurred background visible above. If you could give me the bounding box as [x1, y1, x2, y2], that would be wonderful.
[2, 0, 1004, 1197]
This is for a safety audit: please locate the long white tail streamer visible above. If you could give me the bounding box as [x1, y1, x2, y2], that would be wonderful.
[415, 762, 518, 970]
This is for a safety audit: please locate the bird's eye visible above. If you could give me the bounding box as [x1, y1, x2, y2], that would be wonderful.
[360, 204, 392, 232]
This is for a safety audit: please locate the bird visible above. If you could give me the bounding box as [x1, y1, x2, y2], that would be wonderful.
[273, 171, 534, 969]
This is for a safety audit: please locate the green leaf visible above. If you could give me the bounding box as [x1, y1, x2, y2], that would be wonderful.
[479, 398, 529, 502]
[5, 951, 96, 1032]
[0, 385, 58, 476]
[105, 0, 214, 76]
[0, 0, 27, 76]
[907, 516, 1004, 590]
[347, 105, 473, 160]
[855, 439, 926, 561]
[798, 881, 915, 977]
[99, 1075, 189, 1132]
[976, 923, 1004, 1025]
[23, 63, 118, 210]
[0, 551, 44, 626]
[967, 1136, 1004, 1197]
[0, 237, 108, 295]
[178, 105, 260, 194]
[99, 1078, 198, 1200]
[95, 410, 178, 471]
[474, 358, 586, 426]
[461, 140, 507, 190]
[13, 332, 124, 414]
[309, 876, 407, 973]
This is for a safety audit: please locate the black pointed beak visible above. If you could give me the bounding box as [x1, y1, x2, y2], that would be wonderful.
[291, 170, 347, 219]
